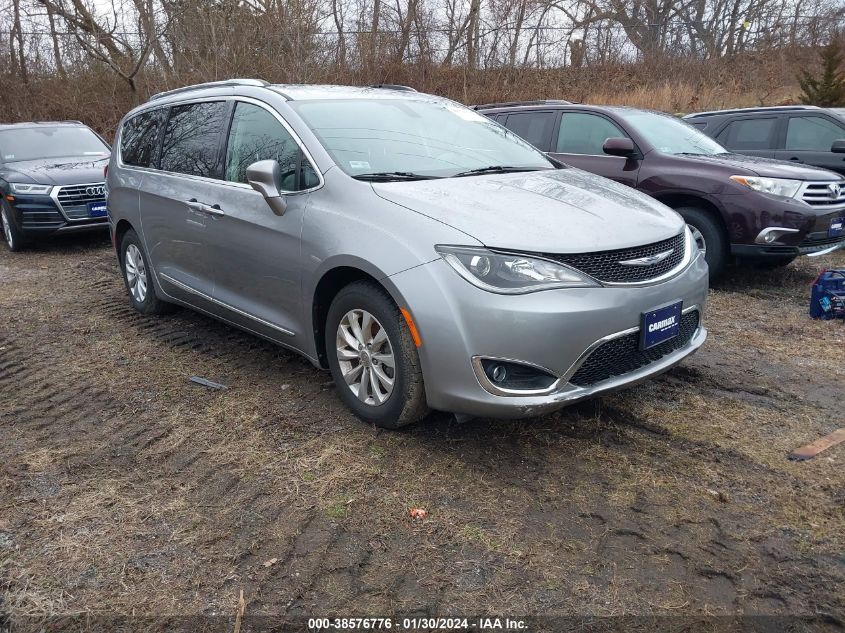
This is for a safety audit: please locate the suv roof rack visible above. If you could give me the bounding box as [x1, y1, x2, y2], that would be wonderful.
[368, 84, 417, 92]
[686, 105, 819, 118]
[150, 78, 270, 101]
[473, 99, 571, 110]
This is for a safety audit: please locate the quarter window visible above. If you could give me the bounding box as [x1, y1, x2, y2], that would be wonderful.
[557, 113, 626, 155]
[716, 118, 776, 150]
[120, 109, 166, 168]
[504, 112, 556, 151]
[785, 116, 845, 151]
[224, 102, 317, 190]
[160, 101, 227, 178]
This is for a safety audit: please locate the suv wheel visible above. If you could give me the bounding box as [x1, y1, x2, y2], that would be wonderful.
[675, 206, 727, 279]
[2, 202, 25, 252]
[120, 229, 173, 315]
[326, 281, 429, 428]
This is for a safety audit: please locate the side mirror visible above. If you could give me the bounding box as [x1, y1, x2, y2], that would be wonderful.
[603, 137, 638, 158]
[246, 159, 287, 216]
[831, 139, 845, 154]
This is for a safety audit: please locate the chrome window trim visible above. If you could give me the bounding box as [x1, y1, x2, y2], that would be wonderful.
[472, 304, 702, 397]
[158, 272, 296, 337]
[115, 94, 325, 195]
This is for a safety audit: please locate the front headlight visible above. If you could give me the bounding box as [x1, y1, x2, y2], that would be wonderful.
[730, 175, 802, 199]
[9, 182, 53, 195]
[436, 245, 599, 293]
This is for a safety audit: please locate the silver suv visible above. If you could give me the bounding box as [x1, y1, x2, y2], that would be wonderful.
[107, 80, 708, 428]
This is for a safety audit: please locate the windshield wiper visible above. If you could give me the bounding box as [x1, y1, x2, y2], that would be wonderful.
[353, 171, 441, 182]
[452, 165, 545, 177]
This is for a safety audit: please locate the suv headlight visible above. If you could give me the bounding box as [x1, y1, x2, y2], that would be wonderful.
[436, 245, 599, 293]
[9, 182, 53, 195]
[730, 175, 801, 199]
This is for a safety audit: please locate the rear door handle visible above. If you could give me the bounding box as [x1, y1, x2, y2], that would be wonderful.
[788, 157, 803, 162]
[186, 198, 205, 212]
[201, 203, 225, 217]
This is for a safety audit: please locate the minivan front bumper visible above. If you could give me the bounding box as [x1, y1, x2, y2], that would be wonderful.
[388, 252, 709, 419]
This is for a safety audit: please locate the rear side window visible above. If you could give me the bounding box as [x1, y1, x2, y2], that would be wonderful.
[160, 101, 228, 178]
[786, 116, 845, 151]
[557, 112, 625, 155]
[503, 112, 556, 151]
[716, 118, 776, 150]
[224, 102, 317, 190]
[120, 110, 165, 167]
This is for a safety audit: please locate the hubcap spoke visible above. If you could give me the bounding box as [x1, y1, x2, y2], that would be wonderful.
[336, 309, 396, 407]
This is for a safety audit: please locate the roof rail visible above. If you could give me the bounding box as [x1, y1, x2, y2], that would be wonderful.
[473, 99, 571, 110]
[150, 78, 270, 101]
[685, 105, 818, 118]
[368, 84, 417, 92]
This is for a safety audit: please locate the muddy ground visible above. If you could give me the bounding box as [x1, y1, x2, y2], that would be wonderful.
[1, 235, 844, 631]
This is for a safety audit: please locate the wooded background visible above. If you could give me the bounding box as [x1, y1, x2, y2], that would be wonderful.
[1, 0, 843, 136]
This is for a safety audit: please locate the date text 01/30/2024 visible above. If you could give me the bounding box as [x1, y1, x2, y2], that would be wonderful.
[308, 617, 528, 630]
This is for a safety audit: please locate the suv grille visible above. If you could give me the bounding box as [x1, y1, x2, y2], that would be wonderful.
[56, 183, 106, 220]
[801, 182, 845, 208]
[545, 232, 686, 283]
[569, 310, 700, 387]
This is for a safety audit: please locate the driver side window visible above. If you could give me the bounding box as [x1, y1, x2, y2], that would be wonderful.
[225, 102, 318, 190]
[557, 112, 625, 155]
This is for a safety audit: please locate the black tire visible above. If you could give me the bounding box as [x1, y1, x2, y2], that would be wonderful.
[1, 201, 26, 252]
[674, 206, 728, 280]
[119, 229, 173, 315]
[325, 280, 429, 429]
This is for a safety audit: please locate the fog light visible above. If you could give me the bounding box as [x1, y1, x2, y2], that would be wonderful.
[479, 359, 558, 392]
[765, 233, 776, 243]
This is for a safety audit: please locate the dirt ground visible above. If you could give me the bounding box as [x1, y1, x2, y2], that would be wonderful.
[1, 234, 844, 631]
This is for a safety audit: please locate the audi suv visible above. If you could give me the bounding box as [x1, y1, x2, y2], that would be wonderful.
[107, 80, 708, 428]
[0, 121, 110, 251]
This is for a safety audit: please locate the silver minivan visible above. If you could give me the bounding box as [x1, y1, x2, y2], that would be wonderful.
[107, 80, 708, 428]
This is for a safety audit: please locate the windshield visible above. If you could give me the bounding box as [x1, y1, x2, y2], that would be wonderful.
[0, 126, 110, 163]
[624, 111, 728, 156]
[290, 98, 554, 178]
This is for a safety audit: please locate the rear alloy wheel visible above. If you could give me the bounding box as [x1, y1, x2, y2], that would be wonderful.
[326, 281, 428, 428]
[120, 229, 173, 315]
[1, 202, 25, 252]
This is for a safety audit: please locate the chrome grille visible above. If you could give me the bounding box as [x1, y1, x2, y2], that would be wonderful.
[56, 183, 106, 220]
[544, 232, 686, 284]
[569, 310, 700, 387]
[800, 181, 845, 208]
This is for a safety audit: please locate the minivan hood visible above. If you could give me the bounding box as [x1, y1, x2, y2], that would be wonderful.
[1, 155, 110, 186]
[372, 168, 684, 253]
[676, 152, 842, 180]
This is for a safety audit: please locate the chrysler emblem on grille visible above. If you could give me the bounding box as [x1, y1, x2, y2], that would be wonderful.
[618, 248, 674, 267]
[829, 183, 842, 199]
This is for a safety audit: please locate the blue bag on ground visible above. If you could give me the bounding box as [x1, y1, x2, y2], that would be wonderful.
[810, 269, 845, 320]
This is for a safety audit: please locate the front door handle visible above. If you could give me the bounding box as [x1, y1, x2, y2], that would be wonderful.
[788, 157, 803, 162]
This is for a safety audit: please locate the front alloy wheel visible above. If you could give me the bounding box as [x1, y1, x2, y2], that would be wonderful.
[1, 204, 24, 251]
[689, 224, 706, 256]
[325, 281, 429, 428]
[336, 309, 396, 405]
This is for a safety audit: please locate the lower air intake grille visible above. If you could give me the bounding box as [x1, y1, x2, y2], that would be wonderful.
[569, 310, 700, 387]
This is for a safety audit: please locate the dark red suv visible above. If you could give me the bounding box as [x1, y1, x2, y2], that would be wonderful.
[477, 102, 845, 277]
